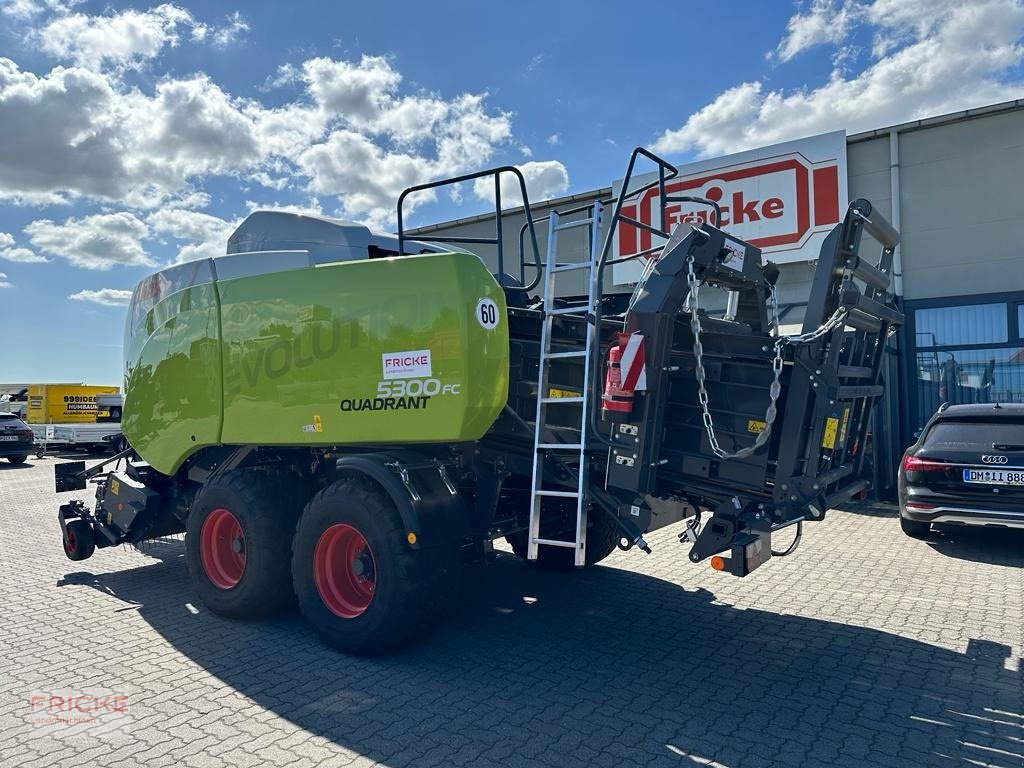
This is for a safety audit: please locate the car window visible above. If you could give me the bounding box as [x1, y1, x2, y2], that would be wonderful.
[924, 419, 1024, 447]
[0, 413, 21, 422]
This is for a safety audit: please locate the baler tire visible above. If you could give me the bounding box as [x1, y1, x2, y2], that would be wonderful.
[292, 477, 454, 655]
[7, 454, 28, 464]
[185, 469, 302, 620]
[62, 518, 95, 561]
[506, 508, 620, 570]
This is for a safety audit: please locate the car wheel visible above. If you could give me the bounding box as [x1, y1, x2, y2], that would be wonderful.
[7, 454, 28, 464]
[900, 515, 931, 538]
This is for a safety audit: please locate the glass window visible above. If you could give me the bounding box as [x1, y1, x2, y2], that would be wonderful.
[915, 303, 1007, 347]
[924, 420, 1024, 447]
[913, 346, 1024, 427]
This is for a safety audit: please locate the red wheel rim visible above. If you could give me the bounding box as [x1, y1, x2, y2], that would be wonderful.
[313, 524, 376, 618]
[200, 508, 246, 589]
[64, 530, 77, 554]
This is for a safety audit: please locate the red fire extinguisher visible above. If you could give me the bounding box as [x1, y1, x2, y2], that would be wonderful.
[602, 332, 636, 420]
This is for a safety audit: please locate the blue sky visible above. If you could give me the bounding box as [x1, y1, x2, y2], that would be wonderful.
[1, 0, 1023, 384]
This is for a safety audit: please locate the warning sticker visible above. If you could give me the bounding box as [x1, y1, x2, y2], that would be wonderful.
[548, 387, 580, 399]
[747, 419, 767, 434]
[822, 417, 839, 449]
[838, 407, 850, 444]
[722, 240, 746, 273]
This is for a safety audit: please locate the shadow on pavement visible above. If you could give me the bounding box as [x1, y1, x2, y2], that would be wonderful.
[58, 546, 1024, 768]
[928, 524, 1024, 568]
[834, 500, 899, 518]
[0, 460, 36, 470]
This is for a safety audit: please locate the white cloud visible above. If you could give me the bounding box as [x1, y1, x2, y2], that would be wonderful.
[37, 4, 198, 70]
[303, 55, 401, 123]
[0, 231, 48, 262]
[210, 11, 247, 47]
[26, 212, 153, 270]
[0, 272, 10, 288]
[472, 160, 569, 208]
[299, 130, 433, 228]
[1, 246, 48, 263]
[31, 4, 248, 71]
[772, 0, 860, 62]
[1, 0, 74, 20]
[68, 287, 133, 306]
[654, 0, 1024, 157]
[147, 207, 238, 263]
[0, 48, 516, 225]
[546, 133, 561, 145]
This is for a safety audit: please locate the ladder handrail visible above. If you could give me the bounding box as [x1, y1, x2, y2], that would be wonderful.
[396, 166, 544, 291]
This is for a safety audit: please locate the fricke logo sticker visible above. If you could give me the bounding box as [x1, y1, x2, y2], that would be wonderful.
[382, 350, 432, 380]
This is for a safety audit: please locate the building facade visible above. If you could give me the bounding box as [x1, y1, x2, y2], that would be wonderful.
[407, 99, 1024, 497]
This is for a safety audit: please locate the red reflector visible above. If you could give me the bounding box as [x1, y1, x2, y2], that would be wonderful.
[905, 502, 936, 511]
[902, 454, 949, 472]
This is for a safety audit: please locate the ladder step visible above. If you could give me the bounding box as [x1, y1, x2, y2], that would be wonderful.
[548, 305, 588, 316]
[532, 538, 579, 548]
[546, 350, 587, 359]
[541, 396, 583, 403]
[552, 262, 592, 273]
[535, 490, 580, 498]
[553, 217, 594, 231]
[537, 443, 583, 450]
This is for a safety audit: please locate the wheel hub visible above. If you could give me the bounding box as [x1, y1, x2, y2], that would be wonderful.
[199, 508, 247, 590]
[312, 523, 376, 619]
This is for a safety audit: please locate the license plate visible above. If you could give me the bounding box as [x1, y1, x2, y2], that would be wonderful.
[0, 435, 20, 441]
[963, 468, 1024, 485]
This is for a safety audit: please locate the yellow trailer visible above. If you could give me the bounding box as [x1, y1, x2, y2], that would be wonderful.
[25, 384, 120, 424]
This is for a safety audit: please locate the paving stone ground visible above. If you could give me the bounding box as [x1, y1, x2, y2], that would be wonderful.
[1, 455, 1022, 768]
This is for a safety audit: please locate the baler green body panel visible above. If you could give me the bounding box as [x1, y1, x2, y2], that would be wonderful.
[123, 251, 509, 475]
[122, 275, 223, 475]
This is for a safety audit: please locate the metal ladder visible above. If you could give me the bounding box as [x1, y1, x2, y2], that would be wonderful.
[528, 202, 603, 566]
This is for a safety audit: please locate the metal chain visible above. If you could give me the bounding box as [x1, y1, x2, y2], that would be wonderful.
[687, 256, 849, 460]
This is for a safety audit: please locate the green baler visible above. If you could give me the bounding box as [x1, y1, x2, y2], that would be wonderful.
[55, 151, 903, 655]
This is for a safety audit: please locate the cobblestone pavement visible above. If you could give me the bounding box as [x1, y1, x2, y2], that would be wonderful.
[1, 456, 1022, 768]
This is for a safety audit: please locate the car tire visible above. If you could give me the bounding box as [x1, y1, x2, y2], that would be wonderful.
[63, 518, 96, 561]
[185, 468, 302, 619]
[900, 515, 931, 538]
[292, 477, 456, 655]
[506, 507, 620, 570]
[7, 454, 28, 464]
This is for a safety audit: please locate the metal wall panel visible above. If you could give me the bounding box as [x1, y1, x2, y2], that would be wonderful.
[899, 108, 1024, 299]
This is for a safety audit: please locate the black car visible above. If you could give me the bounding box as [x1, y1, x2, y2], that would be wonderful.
[899, 402, 1024, 537]
[0, 412, 34, 464]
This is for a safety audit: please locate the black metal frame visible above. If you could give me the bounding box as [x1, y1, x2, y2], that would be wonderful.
[397, 167, 544, 290]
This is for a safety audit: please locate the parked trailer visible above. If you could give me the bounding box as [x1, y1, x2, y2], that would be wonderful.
[55, 146, 903, 654]
[32, 423, 125, 454]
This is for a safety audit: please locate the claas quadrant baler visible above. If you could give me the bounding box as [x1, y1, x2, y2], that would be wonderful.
[55, 148, 903, 654]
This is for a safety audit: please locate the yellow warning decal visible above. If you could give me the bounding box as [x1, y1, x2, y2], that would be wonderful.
[838, 407, 850, 444]
[822, 417, 840, 449]
[313, 414, 323, 433]
[548, 387, 580, 399]
[110, 478, 120, 495]
[747, 419, 767, 434]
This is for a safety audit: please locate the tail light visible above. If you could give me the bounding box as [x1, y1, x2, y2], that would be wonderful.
[902, 454, 949, 472]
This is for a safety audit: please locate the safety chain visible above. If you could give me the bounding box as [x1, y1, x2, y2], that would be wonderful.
[687, 256, 849, 460]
